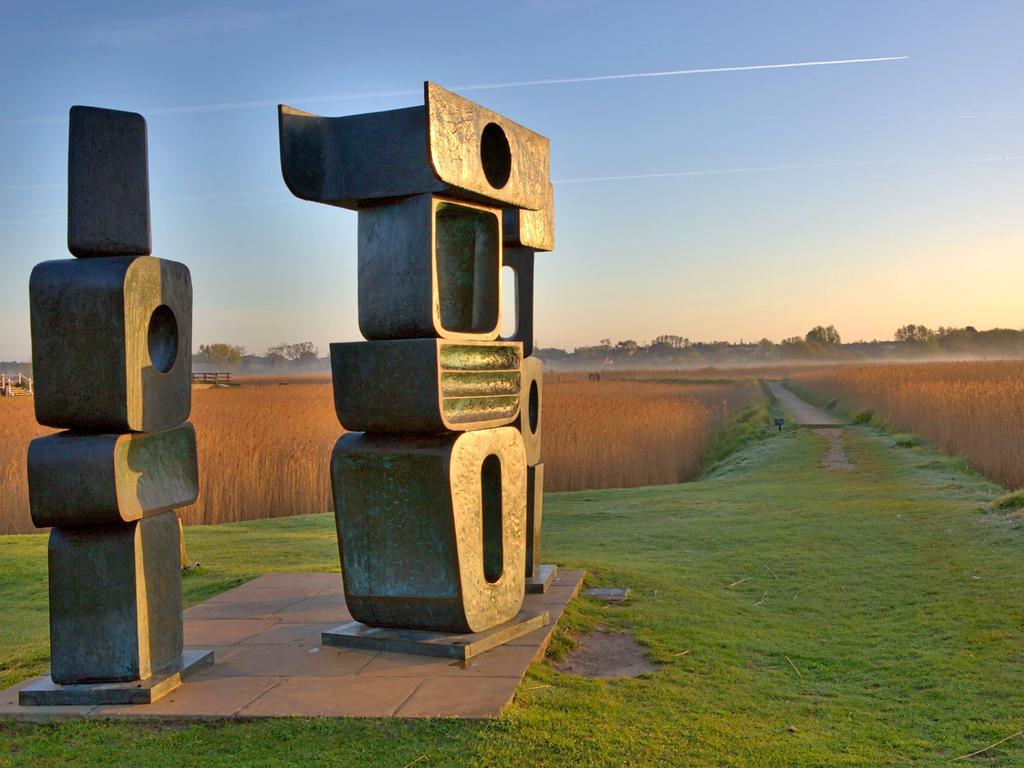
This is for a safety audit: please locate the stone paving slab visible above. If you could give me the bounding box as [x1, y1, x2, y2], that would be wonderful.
[0, 569, 584, 721]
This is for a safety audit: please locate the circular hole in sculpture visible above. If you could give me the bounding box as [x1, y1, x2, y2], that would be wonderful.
[528, 380, 540, 434]
[148, 304, 179, 373]
[480, 122, 512, 189]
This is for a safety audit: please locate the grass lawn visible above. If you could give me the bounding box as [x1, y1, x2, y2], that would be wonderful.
[2, 417, 1023, 766]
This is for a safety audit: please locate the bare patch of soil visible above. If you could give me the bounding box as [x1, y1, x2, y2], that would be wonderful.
[553, 628, 658, 679]
[816, 428, 856, 471]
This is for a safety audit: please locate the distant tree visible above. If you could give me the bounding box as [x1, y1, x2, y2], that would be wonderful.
[894, 324, 936, 344]
[266, 342, 319, 365]
[781, 336, 804, 346]
[615, 339, 638, 354]
[194, 343, 244, 369]
[599, 338, 611, 348]
[756, 338, 776, 357]
[805, 325, 841, 345]
[652, 334, 686, 349]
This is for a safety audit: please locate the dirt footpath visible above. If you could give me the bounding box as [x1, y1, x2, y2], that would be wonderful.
[767, 382, 841, 427]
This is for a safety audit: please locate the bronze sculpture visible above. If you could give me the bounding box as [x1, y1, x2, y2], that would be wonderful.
[20, 107, 211, 706]
[279, 83, 558, 653]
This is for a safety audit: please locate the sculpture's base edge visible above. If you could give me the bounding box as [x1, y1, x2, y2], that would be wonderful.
[322, 610, 549, 660]
[525, 564, 558, 594]
[18, 649, 214, 707]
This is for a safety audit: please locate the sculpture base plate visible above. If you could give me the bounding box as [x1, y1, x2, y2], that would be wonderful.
[322, 610, 549, 661]
[525, 564, 558, 594]
[18, 650, 214, 707]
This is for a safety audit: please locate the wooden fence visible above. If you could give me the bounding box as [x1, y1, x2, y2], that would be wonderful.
[0, 373, 32, 397]
[192, 372, 232, 385]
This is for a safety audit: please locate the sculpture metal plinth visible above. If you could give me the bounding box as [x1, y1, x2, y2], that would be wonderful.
[322, 610, 549, 661]
[280, 83, 557, 648]
[20, 106, 208, 707]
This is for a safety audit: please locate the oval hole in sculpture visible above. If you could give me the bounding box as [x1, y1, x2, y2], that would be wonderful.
[481, 454, 504, 584]
[148, 304, 179, 373]
[480, 122, 512, 189]
[528, 379, 539, 434]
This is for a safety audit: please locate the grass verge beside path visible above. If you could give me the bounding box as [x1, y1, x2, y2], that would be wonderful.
[3, 421, 1024, 765]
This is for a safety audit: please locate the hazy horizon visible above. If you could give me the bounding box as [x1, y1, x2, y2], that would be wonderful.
[2, 1, 1023, 359]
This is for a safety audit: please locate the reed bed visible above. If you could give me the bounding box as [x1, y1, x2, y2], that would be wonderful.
[0, 399, 55, 535]
[792, 360, 1024, 489]
[1, 376, 759, 533]
[544, 380, 760, 491]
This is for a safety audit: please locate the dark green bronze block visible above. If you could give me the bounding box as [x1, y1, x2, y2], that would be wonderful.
[357, 193, 502, 341]
[330, 338, 522, 432]
[278, 82, 550, 211]
[68, 106, 151, 258]
[331, 428, 527, 633]
[28, 423, 198, 528]
[29, 256, 192, 432]
[48, 511, 183, 684]
[525, 463, 544, 578]
[516, 355, 543, 465]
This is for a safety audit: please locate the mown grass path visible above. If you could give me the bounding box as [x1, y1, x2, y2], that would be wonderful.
[2, 421, 1023, 766]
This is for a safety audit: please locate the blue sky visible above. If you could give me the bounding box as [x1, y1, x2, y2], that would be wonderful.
[2, 0, 1023, 358]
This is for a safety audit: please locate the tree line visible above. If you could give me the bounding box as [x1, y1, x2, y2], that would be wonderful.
[535, 324, 1024, 367]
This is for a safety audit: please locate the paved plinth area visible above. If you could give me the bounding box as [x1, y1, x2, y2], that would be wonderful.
[0, 569, 583, 722]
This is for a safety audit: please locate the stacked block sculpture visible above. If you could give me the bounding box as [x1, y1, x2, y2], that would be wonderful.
[20, 107, 211, 706]
[279, 83, 557, 653]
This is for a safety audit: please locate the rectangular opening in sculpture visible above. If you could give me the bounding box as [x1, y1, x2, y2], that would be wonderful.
[434, 201, 499, 335]
[481, 453, 504, 584]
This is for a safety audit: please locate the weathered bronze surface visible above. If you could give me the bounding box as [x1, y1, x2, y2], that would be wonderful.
[278, 82, 550, 211]
[524, 463, 544, 578]
[517, 355, 543, 466]
[331, 428, 527, 633]
[503, 181, 554, 252]
[22, 105, 204, 708]
[501, 247, 536, 357]
[68, 106, 151, 258]
[322, 610, 548, 660]
[30, 255, 192, 433]
[358, 194, 502, 340]
[28, 424, 198, 528]
[330, 339, 522, 432]
[47, 511, 184, 684]
[278, 84, 554, 647]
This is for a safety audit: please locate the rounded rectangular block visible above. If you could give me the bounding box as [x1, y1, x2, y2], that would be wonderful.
[500, 247, 536, 357]
[68, 106, 151, 258]
[279, 82, 550, 211]
[48, 511, 184, 684]
[28, 423, 199, 528]
[330, 338, 522, 432]
[358, 194, 502, 341]
[525, 463, 544, 578]
[331, 428, 527, 633]
[503, 181, 554, 252]
[29, 255, 192, 432]
[517, 355, 543, 465]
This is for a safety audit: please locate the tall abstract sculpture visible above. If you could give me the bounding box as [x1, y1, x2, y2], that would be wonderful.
[279, 83, 557, 655]
[20, 107, 211, 706]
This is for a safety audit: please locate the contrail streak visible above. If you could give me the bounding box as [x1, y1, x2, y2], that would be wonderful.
[0, 56, 908, 125]
[453, 56, 909, 92]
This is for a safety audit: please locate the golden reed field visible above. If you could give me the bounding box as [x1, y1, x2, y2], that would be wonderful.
[792, 360, 1024, 490]
[0, 373, 758, 534]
